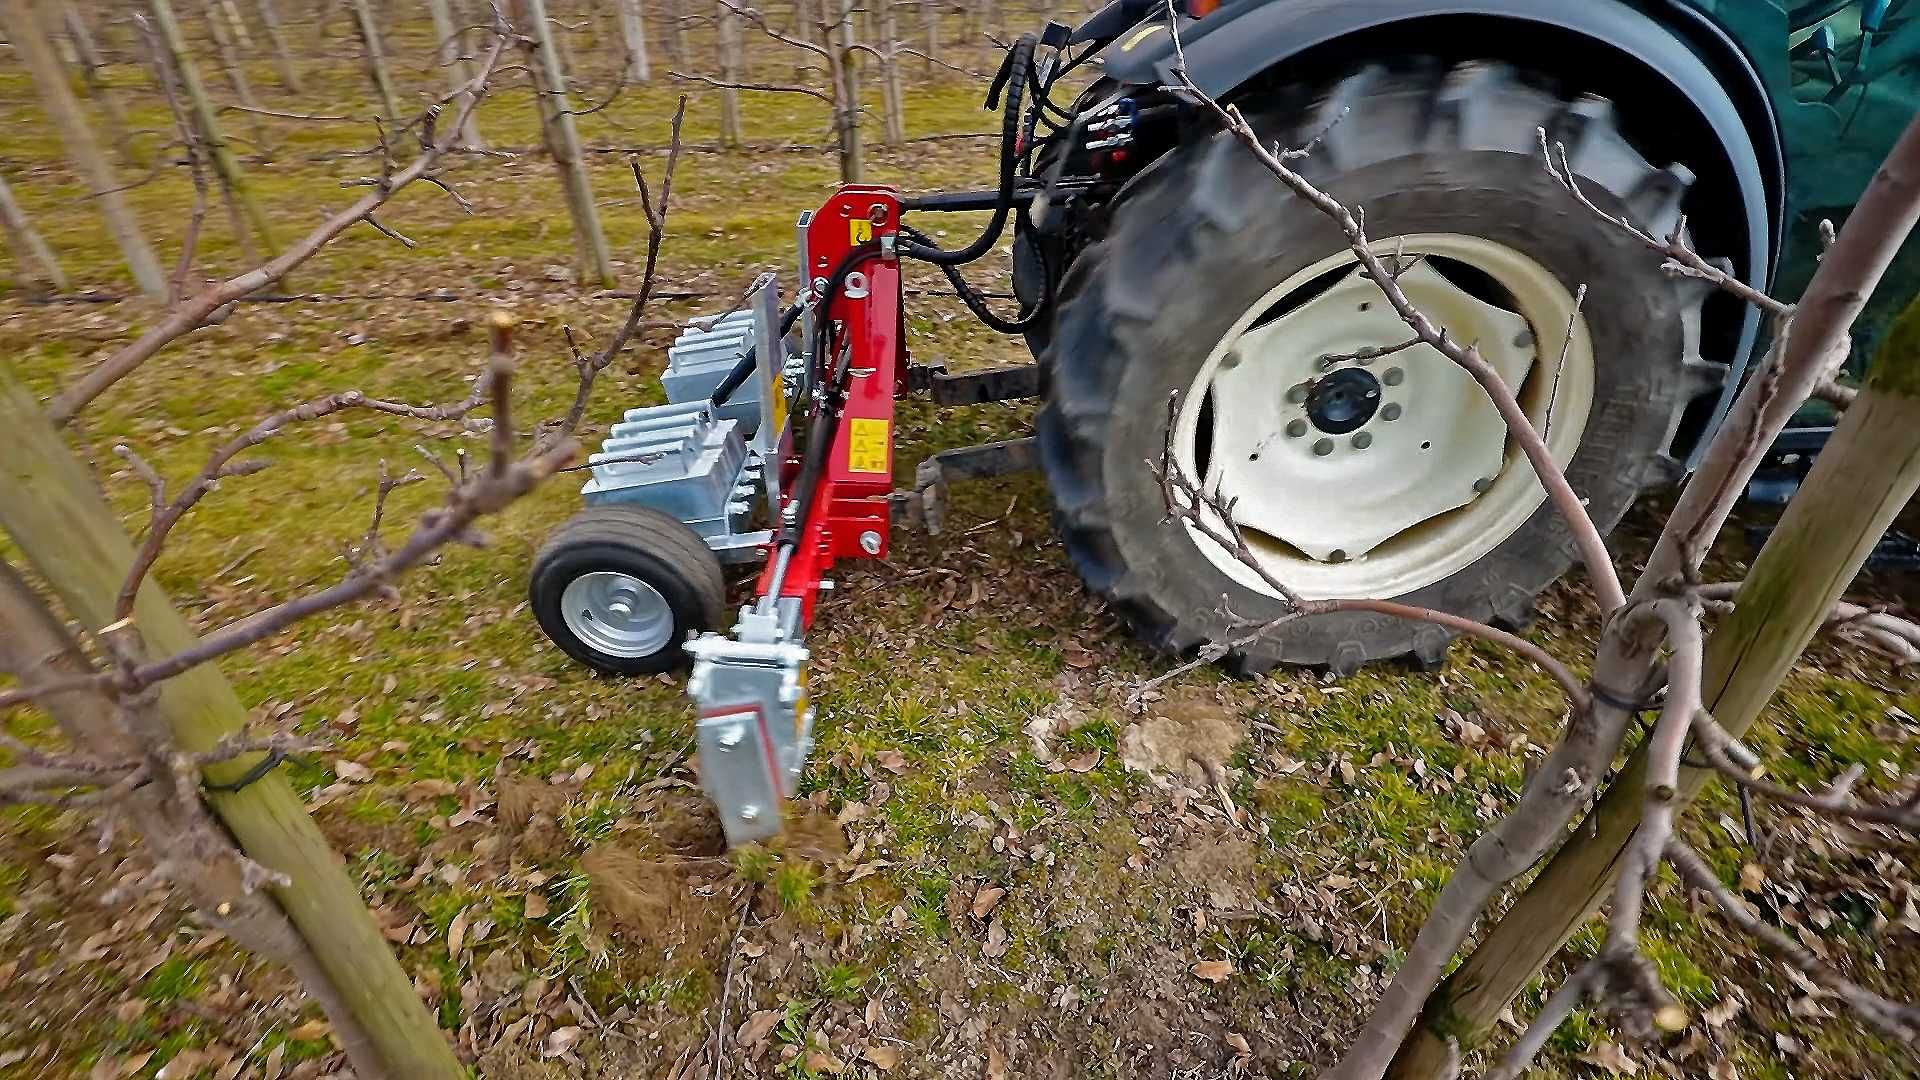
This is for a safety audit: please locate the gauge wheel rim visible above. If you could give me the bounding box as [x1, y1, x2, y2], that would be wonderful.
[1173, 232, 1596, 600]
[560, 571, 676, 658]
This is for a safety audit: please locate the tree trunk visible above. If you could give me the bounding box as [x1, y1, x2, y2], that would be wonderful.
[216, 0, 251, 47]
[56, 0, 137, 166]
[0, 172, 68, 291]
[2, 0, 166, 298]
[427, 0, 486, 147]
[203, 0, 271, 152]
[146, 0, 280, 263]
[512, 0, 615, 286]
[0, 366, 464, 1080]
[715, 1, 744, 147]
[1381, 159, 1920, 1080]
[920, 0, 935, 72]
[663, 0, 686, 65]
[254, 0, 304, 92]
[828, 0, 861, 181]
[614, 0, 648, 83]
[877, 0, 904, 143]
[348, 0, 404, 121]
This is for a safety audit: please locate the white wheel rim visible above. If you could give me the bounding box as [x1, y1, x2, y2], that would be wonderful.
[1174, 234, 1595, 600]
[561, 571, 675, 657]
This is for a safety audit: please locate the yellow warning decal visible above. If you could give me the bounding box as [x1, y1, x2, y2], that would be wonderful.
[845, 417, 890, 474]
[1120, 24, 1162, 51]
[849, 218, 874, 244]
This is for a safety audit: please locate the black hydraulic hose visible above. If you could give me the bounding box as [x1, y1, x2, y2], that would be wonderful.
[775, 243, 882, 550]
[897, 34, 1038, 266]
[707, 302, 805, 409]
[901, 222, 1050, 334]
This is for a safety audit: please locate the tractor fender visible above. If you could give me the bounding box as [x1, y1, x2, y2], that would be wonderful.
[1099, 0, 1777, 461]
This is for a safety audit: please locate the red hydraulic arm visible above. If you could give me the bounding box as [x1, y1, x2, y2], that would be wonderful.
[755, 185, 904, 624]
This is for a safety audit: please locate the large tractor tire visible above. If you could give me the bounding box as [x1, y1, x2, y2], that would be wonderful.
[1037, 61, 1720, 673]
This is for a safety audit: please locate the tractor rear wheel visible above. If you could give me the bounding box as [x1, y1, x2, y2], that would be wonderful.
[1037, 62, 1718, 673]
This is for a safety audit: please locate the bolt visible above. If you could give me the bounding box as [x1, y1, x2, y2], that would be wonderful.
[1313, 437, 1334, 457]
[1328, 549, 1348, 563]
[840, 204, 852, 216]
[859, 530, 883, 555]
[1219, 349, 1242, 370]
[1474, 476, 1494, 493]
[1352, 432, 1373, 450]
[1286, 418, 1308, 438]
[1286, 383, 1311, 404]
[739, 804, 762, 822]
[1513, 328, 1536, 349]
[717, 724, 745, 749]
[811, 275, 829, 297]
[1382, 403, 1402, 422]
[1383, 367, 1405, 386]
[869, 203, 890, 224]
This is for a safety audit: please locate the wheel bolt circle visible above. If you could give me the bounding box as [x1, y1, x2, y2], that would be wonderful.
[1382, 403, 1403, 422]
[1313, 437, 1334, 457]
[1286, 419, 1308, 438]
[1352, 432, 1373, 450]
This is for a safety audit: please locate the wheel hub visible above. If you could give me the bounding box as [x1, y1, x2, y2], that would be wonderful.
[1177, 234, 1594, 599]
[1304, 367, 1382, 434]
[561, 571, 674, 657]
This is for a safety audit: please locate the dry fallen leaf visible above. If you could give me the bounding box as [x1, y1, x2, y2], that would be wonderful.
[523, 891, 550, 919]
[875, 749, 908, 774]
[971, 885, 1007, 919]
[1575, 1040, 1638, 1075]
[287, 1020, 330, 1042]
[1190, 959, 1234, 983]
[836, 801, 870, 827]
[862, 1044, 902, 1070]
[446, 908, 469, 959]
[542, 1025, 585, 1059]
[1739, 862, 1766, 892]
[986, 1042, 1008, 1080]
[1064, 749, 1102, 773]
[738, 1009, 782, 1047]
[804, 1049, 846, 1074]
[332, 759, 372, 782]
[983, 913, 1009, 958]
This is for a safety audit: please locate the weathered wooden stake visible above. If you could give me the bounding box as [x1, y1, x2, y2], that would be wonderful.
[0, 367, 465, 1080]
[877, 0, 904, 143]
[715, 1, 744, 147]
[615, 0, 650, 82]
[147, 0, 280, 262]
[828, 0, 863, 180]
[203, 0, 271, 151]
[512, 0, 615, 286]
[1386, 298, 1920, 1077]
[55, 0, 137, 165]
[427, 0, 487, 148]
[254, 0, 304, 92]
[920, 0, 936, 71]
[348, 0, 405, 120]
[2, 0, 166, 298]
[0, 172, 67, 291]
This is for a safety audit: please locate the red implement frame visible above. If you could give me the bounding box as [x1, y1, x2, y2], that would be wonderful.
[757, 184, 904, 624]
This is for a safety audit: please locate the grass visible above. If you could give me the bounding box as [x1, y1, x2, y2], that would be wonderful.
[1, 5, 1918, 1079]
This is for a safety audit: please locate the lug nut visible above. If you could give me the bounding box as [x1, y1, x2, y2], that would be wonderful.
[1286, 419, 1308, 438]
[1473, 476, 1494, 493]
[1286, 383, 1311, 404]
[1328, 549, 1348, 563]
[1352, 432, 1373, 450]
[1313, 438, 1334, 457]
[1383, 367, 1405, 386]
[1382, 403, 1402, 421]
[859, 530, 884, 555]
[1220, 349, 1242, 370]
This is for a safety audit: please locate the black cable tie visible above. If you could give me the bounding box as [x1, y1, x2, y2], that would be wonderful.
[1589, 680, 1656, 714]
[203, 748, 290, 793]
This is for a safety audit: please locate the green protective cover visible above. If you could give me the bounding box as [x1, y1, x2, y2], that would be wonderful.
[1689, 0, 1920, 365]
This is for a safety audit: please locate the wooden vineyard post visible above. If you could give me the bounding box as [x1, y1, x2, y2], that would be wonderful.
[877, 0, 904, 143]
[0, 172, 67, 291]
[255, 0, 304, 92]
[511, 0, 616, 286]
[715, 0, 745, 147]
[348, 0, 405, 121]
[427, 0, 487, 148]
[2, 0, 166, 298]
[615, 0, 650, 82]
